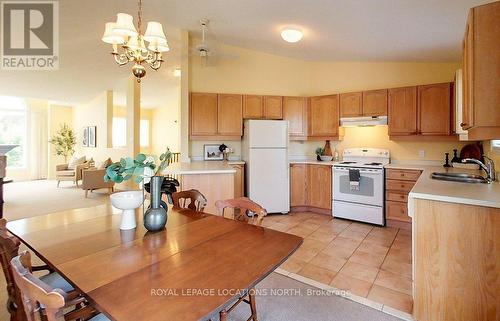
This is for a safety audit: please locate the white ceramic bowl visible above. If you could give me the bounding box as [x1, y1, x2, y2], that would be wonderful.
[110, 191, 144, 230]
[320, 155, 333, 161]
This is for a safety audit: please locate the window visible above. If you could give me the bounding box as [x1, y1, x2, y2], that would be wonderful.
[0, 96, 27, 168]
[112, 117, 150, 148]
[492, 140, 500, 152]
[112, 117, 127, 148]
[140, 119, 149, 147]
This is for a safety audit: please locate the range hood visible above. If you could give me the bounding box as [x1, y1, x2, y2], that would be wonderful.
[340, 116, 387, 127]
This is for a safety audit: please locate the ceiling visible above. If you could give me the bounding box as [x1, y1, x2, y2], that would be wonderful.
[0, 0, 491, 106]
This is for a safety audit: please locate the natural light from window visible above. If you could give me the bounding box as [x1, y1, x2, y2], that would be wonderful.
[492, 140, 500, 151]
[0, 96, 27, 168]
[112, 117, 150, 148]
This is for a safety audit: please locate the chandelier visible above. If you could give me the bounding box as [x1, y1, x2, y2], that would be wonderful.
[101, 0, 169, 82]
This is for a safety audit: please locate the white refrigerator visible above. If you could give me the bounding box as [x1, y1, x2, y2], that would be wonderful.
[242, 120, 290, 214]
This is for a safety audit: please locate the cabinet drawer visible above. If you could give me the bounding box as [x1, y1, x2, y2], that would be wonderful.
[386, 169, 421, 181]
[386, 201, 411, 222]
[386, 191, 408, 203]
[386, 179, 415, 192]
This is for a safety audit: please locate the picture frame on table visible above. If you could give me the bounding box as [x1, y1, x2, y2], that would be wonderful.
[203, 144, 223, 161]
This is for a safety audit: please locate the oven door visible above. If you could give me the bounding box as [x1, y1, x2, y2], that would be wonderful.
[333, 167, 384, 206]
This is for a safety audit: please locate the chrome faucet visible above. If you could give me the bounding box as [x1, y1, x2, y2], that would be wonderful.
[462, 156, 496, 183]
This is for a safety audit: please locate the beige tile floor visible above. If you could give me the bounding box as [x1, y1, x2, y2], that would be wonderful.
[263, 211, 413, 314]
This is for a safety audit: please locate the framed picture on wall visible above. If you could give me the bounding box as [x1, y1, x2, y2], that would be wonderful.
[203, 144, 223, 161]
[82, 127, 89, 147]
[88, 126, 97, 148]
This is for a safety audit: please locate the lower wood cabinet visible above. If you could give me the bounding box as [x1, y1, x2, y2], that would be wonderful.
[231, 164, 245, 198]
[290, 163, 332, 214]
[385, 168, 421, 228]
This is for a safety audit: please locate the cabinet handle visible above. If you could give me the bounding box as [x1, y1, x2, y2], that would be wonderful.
[460, 122, 467, 127]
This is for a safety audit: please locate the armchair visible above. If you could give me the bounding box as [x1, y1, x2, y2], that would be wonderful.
[81, 168, 115, 197]
[56, 161, 89, 187]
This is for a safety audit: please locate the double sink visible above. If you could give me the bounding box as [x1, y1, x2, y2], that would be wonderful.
[431, 172, 488, 184]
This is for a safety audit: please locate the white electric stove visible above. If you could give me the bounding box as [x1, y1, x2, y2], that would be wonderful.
[332, 148, 390, 225]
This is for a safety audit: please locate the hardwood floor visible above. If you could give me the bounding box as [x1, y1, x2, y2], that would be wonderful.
[264, 212, 413, 314]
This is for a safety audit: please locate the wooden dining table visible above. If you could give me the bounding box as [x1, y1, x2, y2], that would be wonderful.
[6, 204, 302, 321]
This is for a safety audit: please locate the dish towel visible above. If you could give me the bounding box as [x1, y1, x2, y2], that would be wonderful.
[349, 169, 360, 191]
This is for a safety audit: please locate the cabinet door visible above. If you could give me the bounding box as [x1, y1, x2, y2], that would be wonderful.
[243, 95, 263, 119]
[264, 96, 283, 119]
[308, 165, 332, 210]
[283, 97, 308, 138]
[309, 95, 339, 137]
[462, 13, 474, 130]
[232, 164, 244, 198]
[388, 87, 418, 136]
[340, 92, 362, 117]
[418, 83, 452, 135]
[290, 164, 307, 206]
[217, 94, 243, 136]
[363, 89, 388, 116]
[190, 93, 218, 136]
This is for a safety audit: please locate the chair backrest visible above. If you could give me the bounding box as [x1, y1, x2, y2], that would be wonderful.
[172, 189, 208, 212]
[11, 251, 66, 321]
[0, 218, 24, 317]
[215, 197, 267, 226]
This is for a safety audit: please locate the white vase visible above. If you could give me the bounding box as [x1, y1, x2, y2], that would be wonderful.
[110, 190, 144, 230]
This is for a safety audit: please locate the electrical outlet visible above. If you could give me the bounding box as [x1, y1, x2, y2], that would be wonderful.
[418, 150, 425, 158]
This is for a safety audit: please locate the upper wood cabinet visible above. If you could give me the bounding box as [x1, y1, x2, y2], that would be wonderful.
[461, 1, 500, 140]
[309, 95, 340, 138]
[290, 164, 307, 207]
[243, 95, 283, 120]
[283, 96, 308, 139]
[190, 93, 242, 140]
[388, 86, 418, 136]
[217, 94, 243, 136]
[243, 95, 263, 119]
[418, 83, 452, 135]
[190, 93, 218, 136]
[340, 92, 362, 117]
[263, 96, 283, 119]
[363, 89, 388, 116]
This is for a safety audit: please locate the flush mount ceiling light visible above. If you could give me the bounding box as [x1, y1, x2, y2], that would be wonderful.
[102, 0, 169, 82]
[280, 28, 303, 43]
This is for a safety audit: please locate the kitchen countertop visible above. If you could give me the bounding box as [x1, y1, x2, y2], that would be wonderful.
[162, 161, 238, 175]
[385, 163, 500, 215]
[289, 159, 337, 166]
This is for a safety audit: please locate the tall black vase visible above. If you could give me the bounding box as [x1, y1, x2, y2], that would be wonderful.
[143, 176, 167, 232]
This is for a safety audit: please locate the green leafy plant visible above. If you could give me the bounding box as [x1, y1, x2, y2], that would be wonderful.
[315, 147, 325, 156]
[104, 148, 172, 184]
[49, 124, 76, 162]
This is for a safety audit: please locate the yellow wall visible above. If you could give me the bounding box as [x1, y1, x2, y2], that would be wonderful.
[188, 41, 463, 161]
[113, 105, 155, 155]
[47, 105, 73, 179]
[73, 92, 129, 163]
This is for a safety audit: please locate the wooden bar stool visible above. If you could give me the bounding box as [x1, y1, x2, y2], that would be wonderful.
[172, 189, 208, 212]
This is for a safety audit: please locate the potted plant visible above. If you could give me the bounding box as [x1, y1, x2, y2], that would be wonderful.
[104, 148, 172, 231]
[315, 147, 324, 161]
[49, 124, 76, 162]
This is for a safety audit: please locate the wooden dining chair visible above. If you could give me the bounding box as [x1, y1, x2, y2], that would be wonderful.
[215, 197, 267, 226]
[172, 189, 208, 212]
[0, 218, 78, 321]
[213, 197, 267, 321]
[10, 251, 106, 321]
